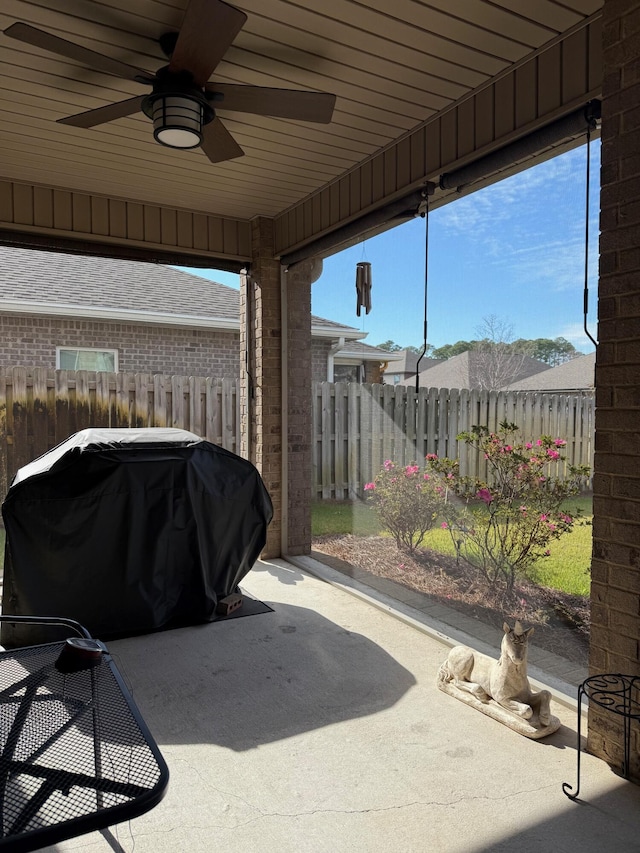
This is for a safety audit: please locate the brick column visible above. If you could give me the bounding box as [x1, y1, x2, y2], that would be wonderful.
[284, 260, 317, 555]
[240, 221, 316, 558]
[589, 0, 640, 781]
[241, 218, 282, 557]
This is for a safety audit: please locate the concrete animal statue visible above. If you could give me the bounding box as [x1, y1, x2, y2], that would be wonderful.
[438, 621, 551, 726]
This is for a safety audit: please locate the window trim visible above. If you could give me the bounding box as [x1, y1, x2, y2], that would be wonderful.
[56, 346, 119, 372]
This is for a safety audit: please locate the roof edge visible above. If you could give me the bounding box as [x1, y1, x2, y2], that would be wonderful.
[0, 300, 239, 330]
[0, 300, 370, 341]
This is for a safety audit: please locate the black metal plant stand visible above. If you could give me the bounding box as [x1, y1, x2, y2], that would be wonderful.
[563, 673, 640, 801]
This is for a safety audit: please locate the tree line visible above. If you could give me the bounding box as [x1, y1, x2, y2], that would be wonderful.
[376, 336, 582, 366]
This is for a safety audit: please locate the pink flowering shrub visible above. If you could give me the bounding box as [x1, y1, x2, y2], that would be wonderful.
[365, 460, 446, 553]
[425, 422, 589, 595]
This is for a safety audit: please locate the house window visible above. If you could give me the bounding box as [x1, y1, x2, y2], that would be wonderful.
[56, 347, 118, 371]
[334, 364, 363, 383]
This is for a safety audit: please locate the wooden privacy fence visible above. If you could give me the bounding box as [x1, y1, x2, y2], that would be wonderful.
[313, 381, 595, 499]
[0, 369, 594, 505]
[0, 367, 241, 498]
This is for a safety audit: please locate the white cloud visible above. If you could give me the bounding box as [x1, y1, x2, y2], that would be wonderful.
[433, 142, 599, 263]
[495, 233, 599, 293]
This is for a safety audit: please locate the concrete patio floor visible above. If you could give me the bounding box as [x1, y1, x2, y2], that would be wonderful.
[45, 558, 640, 853]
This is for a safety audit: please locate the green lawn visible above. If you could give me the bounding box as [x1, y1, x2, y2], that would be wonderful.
[312, 500, 381, 537]
[312, 496, 593, 596]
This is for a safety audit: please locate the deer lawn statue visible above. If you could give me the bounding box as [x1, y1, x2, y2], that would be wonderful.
[437, 621, 560, 738]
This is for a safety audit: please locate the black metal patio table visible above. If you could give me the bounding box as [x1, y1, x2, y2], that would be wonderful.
[0, 616, 169, 852]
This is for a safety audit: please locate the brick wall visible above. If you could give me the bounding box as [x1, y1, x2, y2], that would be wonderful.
[0, 314, 240, 377]
[0, 314, 377, 383]
[286, 262, 313, 556]
[590, 0, 640, 781]
[364, 360, 382, 384]
[312, 340, 330, 380]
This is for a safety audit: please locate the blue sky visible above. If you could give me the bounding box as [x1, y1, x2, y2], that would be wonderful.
[178, 139, 600, 354]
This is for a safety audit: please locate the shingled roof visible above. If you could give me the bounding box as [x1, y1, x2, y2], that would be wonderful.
[0, 246, 237, 321]
[506, 352, 595, 392]
[0, 246, 380, 348]
[409, 350, 548, 390]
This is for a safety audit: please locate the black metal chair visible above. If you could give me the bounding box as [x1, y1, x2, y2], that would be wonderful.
[0, 614, 169, 852]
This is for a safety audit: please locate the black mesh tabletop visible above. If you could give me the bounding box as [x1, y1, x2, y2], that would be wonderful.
[0, 641, 169, 852]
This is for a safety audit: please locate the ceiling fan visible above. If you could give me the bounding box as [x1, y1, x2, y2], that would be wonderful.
[3, 0, 336, 163]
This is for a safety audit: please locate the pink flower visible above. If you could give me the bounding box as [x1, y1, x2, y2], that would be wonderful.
[424, 473, 430, 480]
[383, 460, 394, 471]
[547, 449, 560, 460]
[536, 439, 543, 446]
[554, 439, 566, 447]
[560, 513, 572, 524]
[544, 549, 551, 557]
[405, 465, 419, 475]
[525, 442, 533, 450]
[441, 522, 448, 529]
[364, 482, 375, 491]
[476, 487, 493, 504]
[548, 523, 556, 532]
[426, 453, 438, 461]
[539, 513, 548, 521]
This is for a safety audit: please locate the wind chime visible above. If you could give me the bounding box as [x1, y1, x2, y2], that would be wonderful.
[355, 261, 372, 316]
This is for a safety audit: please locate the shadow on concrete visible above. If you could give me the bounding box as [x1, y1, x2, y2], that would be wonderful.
[111, 601, 416, 752]
[468, 782, 640, 852]
[252, 559, 307, 586]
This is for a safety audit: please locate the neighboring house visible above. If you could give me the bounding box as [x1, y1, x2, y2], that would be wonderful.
[409, 349, 548, 390]
[504, 352, 596, 393]
[0, 246, 395, 383]
[381, 349, 443, 385]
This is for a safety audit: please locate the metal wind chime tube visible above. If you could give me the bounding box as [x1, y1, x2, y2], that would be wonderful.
[355, 261, 372, 316]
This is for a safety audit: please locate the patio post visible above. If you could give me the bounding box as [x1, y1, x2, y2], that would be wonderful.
[241, 217, 282, 557]
[240, 218, 315, 558]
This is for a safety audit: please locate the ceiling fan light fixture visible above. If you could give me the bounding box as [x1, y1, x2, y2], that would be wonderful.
[142, 72, 215, 151]
[150, 94, 203, 148]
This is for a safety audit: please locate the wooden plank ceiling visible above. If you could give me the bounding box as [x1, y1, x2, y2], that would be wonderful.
[0, 0, 603, 262]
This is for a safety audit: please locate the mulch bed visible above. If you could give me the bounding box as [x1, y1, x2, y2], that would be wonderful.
[312, 534, 589, 667]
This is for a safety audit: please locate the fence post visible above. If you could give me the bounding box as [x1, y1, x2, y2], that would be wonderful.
[347, 382, 360, 499]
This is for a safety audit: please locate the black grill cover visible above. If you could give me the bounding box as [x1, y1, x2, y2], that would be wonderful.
[1, 428, 273, 644]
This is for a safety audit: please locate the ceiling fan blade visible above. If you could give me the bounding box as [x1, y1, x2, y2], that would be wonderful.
[169, 0, 247, 86]
[3, 22, 152, 83]
[58, 96, 145, 128]
[209, 84, 336, 123]
[201, 118, 244, 163]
